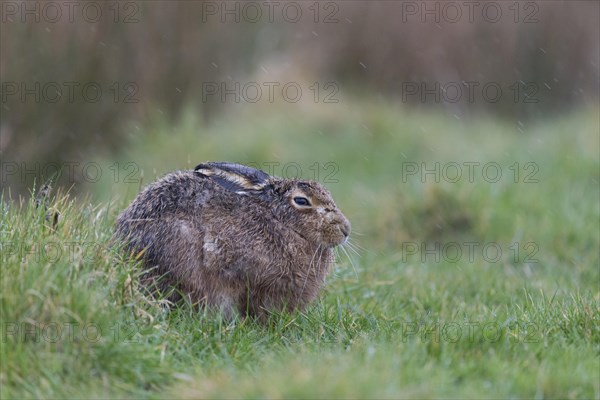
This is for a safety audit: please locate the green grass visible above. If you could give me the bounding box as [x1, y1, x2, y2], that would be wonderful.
[1, 99, 599, 399]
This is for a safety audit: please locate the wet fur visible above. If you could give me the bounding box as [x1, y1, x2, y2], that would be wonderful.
[114, 164, 350, 319]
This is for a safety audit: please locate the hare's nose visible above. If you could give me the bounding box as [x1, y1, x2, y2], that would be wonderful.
[340, 220, 351, 238]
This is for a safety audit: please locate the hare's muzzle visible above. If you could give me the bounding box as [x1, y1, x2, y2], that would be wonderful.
[327, 214, 351, 247]
[340, 219, 351, 240]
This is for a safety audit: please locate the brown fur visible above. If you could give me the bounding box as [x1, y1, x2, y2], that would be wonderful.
[114, 163, 350, 319]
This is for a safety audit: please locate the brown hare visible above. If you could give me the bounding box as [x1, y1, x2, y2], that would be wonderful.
[114, 162, 351, 319]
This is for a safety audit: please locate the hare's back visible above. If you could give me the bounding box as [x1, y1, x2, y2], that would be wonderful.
[124, 170, 217, 219]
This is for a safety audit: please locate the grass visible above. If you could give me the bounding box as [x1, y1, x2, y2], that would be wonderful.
[1, 98, 599, 399]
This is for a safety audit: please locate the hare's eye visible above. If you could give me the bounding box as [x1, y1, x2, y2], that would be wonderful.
[293, 197, 311, 207]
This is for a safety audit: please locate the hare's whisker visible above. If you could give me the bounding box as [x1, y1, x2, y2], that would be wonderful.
[347, 237, 364, 251]
[349, 230, 366, 237]
[345, 241, 361, 257]
[298, 245, 321, 302]
[348, 238, 375, 256]
[341, 244, 359, 280]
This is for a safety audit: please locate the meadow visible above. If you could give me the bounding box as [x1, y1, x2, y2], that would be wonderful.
[1, 99, 599, 398]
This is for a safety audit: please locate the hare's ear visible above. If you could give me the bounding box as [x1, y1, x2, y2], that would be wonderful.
[194, 162, 270, 195]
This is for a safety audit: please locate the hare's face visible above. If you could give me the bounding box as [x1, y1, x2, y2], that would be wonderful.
[282, 181, 351, 248]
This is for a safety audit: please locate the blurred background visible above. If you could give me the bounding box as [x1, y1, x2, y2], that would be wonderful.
[0, 0, 598, 202]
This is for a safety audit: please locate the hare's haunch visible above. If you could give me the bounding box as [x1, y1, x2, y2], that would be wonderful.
[114, 162, 351, 318]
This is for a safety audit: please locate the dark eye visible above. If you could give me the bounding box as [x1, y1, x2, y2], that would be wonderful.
[293, 197, 311, 206]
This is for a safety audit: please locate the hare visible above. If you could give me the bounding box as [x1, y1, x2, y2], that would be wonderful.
[114, 162, 350, 319]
